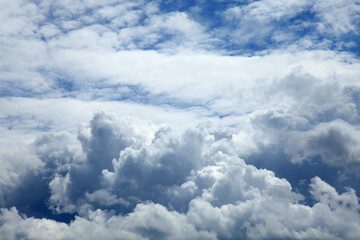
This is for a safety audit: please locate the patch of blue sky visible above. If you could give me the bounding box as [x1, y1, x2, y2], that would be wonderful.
[53, 77, 76, 93]
[159, 0, 248, 16]
[159, 0, 193, 13]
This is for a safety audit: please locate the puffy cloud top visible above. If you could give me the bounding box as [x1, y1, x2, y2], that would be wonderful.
[1, 113, 360, 239]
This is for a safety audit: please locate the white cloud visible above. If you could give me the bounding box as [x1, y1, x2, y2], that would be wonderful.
[221, 0, 311, 45]
[43, 48, 360, 109]
[0, 136, 43, 205]
[0, 204, 216, 240]
[0, 97, 216, 135]
[85, 189, 129, 207]
[225, 0, 310, 22]
[47, 112, 216, 212]
[220, 0, 360, 48]
[1, 0, 360, 103]
[0, 110, 360, 239]
[247, 69, 360, 170]
[1, 1, 360, 239]
[187, 174, 360, 239]
[285, 120, 360, 169]
[39, 24, 62, 39]
[313, 0, 360, 36]
[1, 131, 360, 239]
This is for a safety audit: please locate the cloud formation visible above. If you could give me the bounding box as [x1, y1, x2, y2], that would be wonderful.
[1, 0, 360, 239]
[1, 113, 360, 239]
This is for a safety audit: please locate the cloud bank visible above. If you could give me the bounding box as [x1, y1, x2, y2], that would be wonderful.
[1, 112, 360, 239]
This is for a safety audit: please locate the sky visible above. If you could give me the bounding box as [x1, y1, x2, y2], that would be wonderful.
[1, 0, 360, 239]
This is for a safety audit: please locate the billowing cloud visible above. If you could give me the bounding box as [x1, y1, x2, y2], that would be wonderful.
[1, 113, 360, 239]
[285, 119, 360, 168]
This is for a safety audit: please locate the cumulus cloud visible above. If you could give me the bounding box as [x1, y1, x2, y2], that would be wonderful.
[1, 113, 360, 239]
[246, 68, 360, 173]
[1, 0, 360, 239]
[187, 175, 360, 239]
[0, 137, 43, 206]
[47, 112, 217, 213]
[0, 204, 215, 240]
[285, 120, 360, 168]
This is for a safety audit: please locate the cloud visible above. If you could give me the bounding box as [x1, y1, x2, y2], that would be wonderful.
[0, 0, 211, 97]
[0, 0, 49, 94]
[47, 112, 216, 213]
[187, 177, 360, 239]
[246, 68, 360, 173]
[0, 204, 216, 240]
[41, 0, 210, 51]
[0, 137, 43, 206]
[2, 0, 360, 103]
[220, 0, 311, 47]
[3, 0, 359, 99]
[1, 112, 360, 239]
[218, 0, 360, 50]
[1, 1, 360, 239]
[285, 119, 360, 169]
[313, 0, 360, 36]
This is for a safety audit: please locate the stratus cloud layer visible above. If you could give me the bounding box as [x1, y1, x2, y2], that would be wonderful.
[1, 112, 360, 240]
[1, 0, 360, 239]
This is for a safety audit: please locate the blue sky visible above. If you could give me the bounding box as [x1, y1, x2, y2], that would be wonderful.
[1, 0, 360, 239]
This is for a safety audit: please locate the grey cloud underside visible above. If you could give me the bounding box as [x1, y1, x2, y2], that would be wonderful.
[248, 71, 360, 170]
[1, 112, 360, 240]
